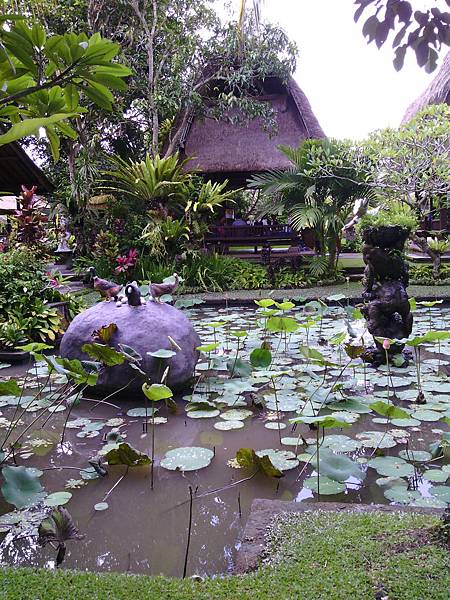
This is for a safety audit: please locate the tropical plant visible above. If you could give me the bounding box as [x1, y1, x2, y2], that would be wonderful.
[249, 139, 374, 275]
[0, 18, 131, 154]
[10, 186, 49, 253]
[357, 202, 418, 232]
[101, 153, 191, 211]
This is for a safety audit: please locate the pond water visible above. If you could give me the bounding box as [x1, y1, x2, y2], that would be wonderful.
[0, 301, 449, 577]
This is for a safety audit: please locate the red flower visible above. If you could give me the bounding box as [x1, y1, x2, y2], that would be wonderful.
[115, 248, 138, 274]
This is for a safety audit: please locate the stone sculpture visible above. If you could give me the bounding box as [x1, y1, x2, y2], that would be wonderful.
[60, 289, 200, 393]
[361, 225, 413, 364]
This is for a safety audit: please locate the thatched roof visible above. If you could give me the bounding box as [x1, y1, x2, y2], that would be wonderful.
[401, 51, 450, 124]
[171, 76, 325, 187]
[0, 140, 54, 195]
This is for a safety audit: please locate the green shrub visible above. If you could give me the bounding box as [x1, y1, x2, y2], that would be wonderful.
[409, 263, 450, 285]
[357, 202, 418, 232]
[0, 249, 83, 347]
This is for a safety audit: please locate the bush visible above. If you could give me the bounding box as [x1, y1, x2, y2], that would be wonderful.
[0, 249, 83, 348]
[409, 263, 450, 285]
[357, 202, 418, 233]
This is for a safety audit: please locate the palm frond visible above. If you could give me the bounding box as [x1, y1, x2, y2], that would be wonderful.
[306, 255, 329, 278]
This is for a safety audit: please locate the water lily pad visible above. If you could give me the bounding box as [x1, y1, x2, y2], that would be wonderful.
[94, 502, 109, 511]
[429, 485, 450, 503]
[220, 409, 253, 421]
[423, 469, 449, 483]
[321, 435, 361, 453]
[126, 407, 158, 417]
[280, 436, 303, 446]
[411, 410, 442, 422]
[160, 447, 214, 471]
[303, 476, 345, 495]
[368, 456, 414, 477]
[264, 422, 287, 430]
[391, 418, 421, 427]
[214, 420, 244, 431]
[398, 449, 432, 462]
[411, 497, 448, 509]
[384, 486, 421, 504]
[255, 449, 299, 471]
[319, 453, 365, 482]
[44, 491, 72, 507]
[356, 431, 397, 449]
[1, 465, 45, 509]
[186, 409, 220, 419]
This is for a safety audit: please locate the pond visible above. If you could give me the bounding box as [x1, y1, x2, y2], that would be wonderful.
[0, 300, 449, 577]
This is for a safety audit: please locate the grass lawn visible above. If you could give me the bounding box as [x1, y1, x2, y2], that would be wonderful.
[0, 511, 448, 600]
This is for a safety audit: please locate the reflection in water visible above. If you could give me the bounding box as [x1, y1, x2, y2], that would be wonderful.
[0, 305, 448, 577]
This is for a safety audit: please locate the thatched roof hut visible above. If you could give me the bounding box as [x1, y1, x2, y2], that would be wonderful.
[401, 51, 450, 124]
[0, 140, 54, 195]
[169, 76, 325, 187]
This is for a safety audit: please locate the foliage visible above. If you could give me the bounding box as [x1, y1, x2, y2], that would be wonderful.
[409, 263, 450, 285]
[0, 249, 82, 347]
[354, 0, 450, 72]
[250, 139, 373, 274]
[0, 18, 131, 155]
[10, 186, 49, 252]
[357, 203, 418, 231]
[101, 153, 190, 209]
[427, 236, 450, 256]
[38, 506, 84, 567]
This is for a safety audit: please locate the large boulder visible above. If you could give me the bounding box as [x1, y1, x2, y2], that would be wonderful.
[60, 301, 201, 394]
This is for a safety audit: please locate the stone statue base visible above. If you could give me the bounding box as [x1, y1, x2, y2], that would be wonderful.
[60, 301, 200, 394]
[361, 226, 413, 366]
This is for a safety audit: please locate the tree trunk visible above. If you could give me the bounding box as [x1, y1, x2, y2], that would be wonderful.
[412, 233, 441, 278]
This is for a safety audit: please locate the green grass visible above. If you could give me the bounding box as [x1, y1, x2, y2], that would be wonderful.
[0, 511, 448, 600]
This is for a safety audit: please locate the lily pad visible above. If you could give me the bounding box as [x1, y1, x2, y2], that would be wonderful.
[160, 447, 214, 471]
[255, 449, 299, 471]
[94, 502, 109, 511]
[368, 456, 415, 477]
[1, 465, 45, 509]
[220, 409, 253, 421]
[398, 449, 432, 462]
[44, 491, 72, 507]
[303, 476, 345, 495]
[186, 409, 220, 419]
[264, 422, 287, 430]
[384, 486, 421, 504]
[423, 469, 449, 483]
[429, 485, 450, 503]
[214, 420, 244, 431]
[319, 453, 365, 482]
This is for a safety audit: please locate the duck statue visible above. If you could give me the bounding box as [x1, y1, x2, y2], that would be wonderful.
[88, 267, 122, 301]
[149, 273, 179, 303]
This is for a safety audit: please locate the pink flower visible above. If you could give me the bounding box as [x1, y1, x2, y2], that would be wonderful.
[115, 248, 138, 274]
[382, 339, 391, 350]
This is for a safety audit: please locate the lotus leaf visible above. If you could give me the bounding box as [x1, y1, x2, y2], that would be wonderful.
[160, 447, 214, 471]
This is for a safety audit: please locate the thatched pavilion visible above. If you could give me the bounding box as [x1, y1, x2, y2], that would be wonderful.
[402, 51, 450, 124]
[0, 140, 53, 214]
[167, 76, 325, 188]
[0, 141, 53, 195]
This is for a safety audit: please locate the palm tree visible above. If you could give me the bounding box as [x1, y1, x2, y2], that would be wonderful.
[249, 139, 373, 275]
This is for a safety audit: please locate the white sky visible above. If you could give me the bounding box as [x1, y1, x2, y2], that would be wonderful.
[227, 0, 441, 140]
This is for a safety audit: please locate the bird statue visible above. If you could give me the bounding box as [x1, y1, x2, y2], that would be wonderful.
[88, 267, 122, 301]
[149, 273, 179, 303]
[124, 281, 143, 307]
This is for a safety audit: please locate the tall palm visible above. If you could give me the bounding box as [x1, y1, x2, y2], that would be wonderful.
[249, 139, 373, 274]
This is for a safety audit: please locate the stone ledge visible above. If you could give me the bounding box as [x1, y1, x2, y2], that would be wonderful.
[235, 499, 443, 574]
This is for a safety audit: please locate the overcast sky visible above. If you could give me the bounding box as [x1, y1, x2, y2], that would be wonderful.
[228, 0, 441, 140]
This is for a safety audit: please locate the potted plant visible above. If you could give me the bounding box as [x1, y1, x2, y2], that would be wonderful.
[357, 206, 418, 249]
